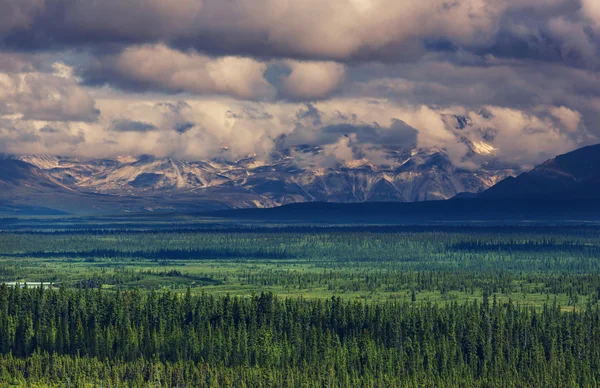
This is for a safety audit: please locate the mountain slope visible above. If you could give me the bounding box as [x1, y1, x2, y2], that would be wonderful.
[0, 159, 75, 193]
[206, 143, 600, 223]
[15, 147, 517, 207]
[0, 140, 522, 214]
[0, 159, 260, 215]
[0, 159, 86, 215]
[479, 144, 600, 199]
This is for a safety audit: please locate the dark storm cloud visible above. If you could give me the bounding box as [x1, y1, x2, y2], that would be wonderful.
[481, 9, 600, 70]
[226, 109, 273, 121]
[283, 104, 418, 149]
[347, 54, 600, 123]
[39, 125, 58, 133]
[318, 121, 418, 147]
[1, 0, 594, 118]
[0, 0, 202, 50]
[0, 0, 44, 35]
[174, 122, 195, 134]
[295, 104, 322, 127]
[0, 0, 594, 67]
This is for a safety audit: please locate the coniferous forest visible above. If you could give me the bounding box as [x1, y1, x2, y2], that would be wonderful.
[0, 220, 600, 386]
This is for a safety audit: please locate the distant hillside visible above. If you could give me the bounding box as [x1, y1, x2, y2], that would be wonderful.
[479, 144, 600, 199]
[205, 198, 600, 223]
[0, 159, 73, 191]
[0, 159, 233, 215]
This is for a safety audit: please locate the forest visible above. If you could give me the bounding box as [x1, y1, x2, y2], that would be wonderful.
[0, 221, 599, 386]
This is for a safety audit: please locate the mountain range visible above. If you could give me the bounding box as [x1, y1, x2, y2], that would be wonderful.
[0, 140, 519, 214]
[1, 141, 598, 217]
[210, 144, 600, 222]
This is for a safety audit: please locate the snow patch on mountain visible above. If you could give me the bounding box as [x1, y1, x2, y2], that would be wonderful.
[471, 141, 497, 156]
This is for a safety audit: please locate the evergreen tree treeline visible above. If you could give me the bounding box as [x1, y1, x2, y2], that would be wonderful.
[0, 284, 599, 387]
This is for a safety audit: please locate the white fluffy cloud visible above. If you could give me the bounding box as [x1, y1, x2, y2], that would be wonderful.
[95, 44, 276, 100]
[548, 106, 581, 132]
[86, 48, 350, 102]
[281, 61, 345, 100]
[581, 0, 600, 31]
[0, 62, 98, 122]
[0, 92, 583, 169]
[468, 106, 577, 165]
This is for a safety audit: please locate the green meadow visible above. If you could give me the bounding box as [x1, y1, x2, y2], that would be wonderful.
[1, 224, 599, 309]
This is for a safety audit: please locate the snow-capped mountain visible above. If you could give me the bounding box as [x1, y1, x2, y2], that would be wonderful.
[11, 142, 519, 212]
[2, 112, 523, 213]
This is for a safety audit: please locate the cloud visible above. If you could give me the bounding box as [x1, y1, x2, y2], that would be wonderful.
[282, 104, 417, 150]
[0, 52, 42, 72]
[280, 61, 345, 100]
[0, 94, 591, 170]
[111, 119, 157, 132]
[3, 0, 202, 49]
[345, 55, 600, 143]
[321, 134, 356, 167]
[0, 0, 590, 66]
[0, 119, 86, 156]
[581, 0, 600, 31]
[547, 105, 581, 132]
[174, 122, 195, 134]
[83, 44, 276, 100]
[295, 104, 322, 127]
[0, 62, 99, 122]
[0, 0, 44, 34]
[469, 106, 577, 165]
[81, 48, 350, 102]
[0, 0, 598, 173]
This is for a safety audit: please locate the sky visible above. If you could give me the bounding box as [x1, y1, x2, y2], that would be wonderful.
[0, 0, 599, 169]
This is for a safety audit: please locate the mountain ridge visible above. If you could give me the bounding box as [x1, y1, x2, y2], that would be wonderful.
[205, 143, 600, 222]
[479, 144, 600, 200]
[3, 145, 517, 214]
[1, 143, 597, 217]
